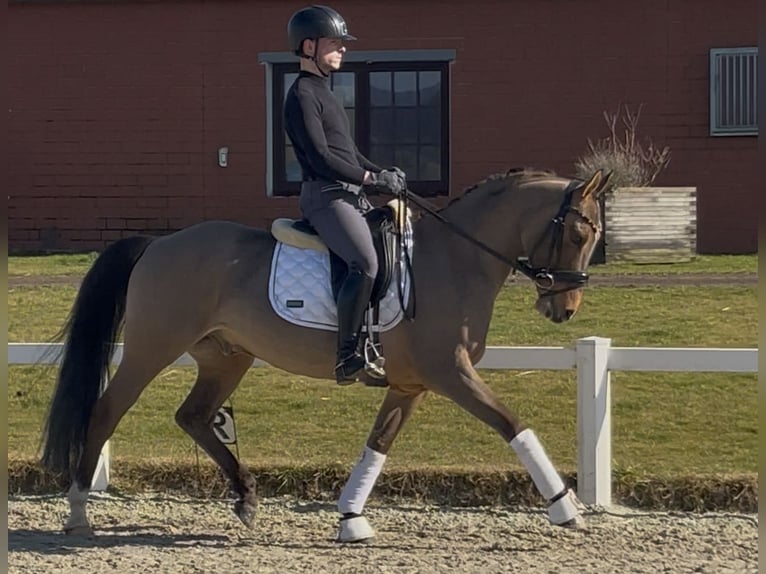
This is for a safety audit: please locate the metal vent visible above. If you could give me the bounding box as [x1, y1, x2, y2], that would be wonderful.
[709, 47, 758, 136]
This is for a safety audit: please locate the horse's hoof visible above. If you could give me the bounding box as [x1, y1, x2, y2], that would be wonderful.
[548, 489, 586, 529]
[64, 524, 95, 537]
[557, 515, 586, 530]
[336, 514, 375, 543]
[234, 500, 257, 529]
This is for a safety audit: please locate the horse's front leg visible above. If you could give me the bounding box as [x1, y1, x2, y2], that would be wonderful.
[434, 346, 584, 527]
[336, 386, 426, 543]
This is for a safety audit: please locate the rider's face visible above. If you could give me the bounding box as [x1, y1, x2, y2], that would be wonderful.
[314, 38, 346, 71]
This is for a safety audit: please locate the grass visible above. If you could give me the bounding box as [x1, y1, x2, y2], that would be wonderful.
[7, 253, 757, 483]
[9, 253, 98, 277]
[8, 253, 757, 277]
[489, 285, 755, 347]
[587, 254, 756, 275]
[8, 366, 756, 479]
[8, 284, 757, 348]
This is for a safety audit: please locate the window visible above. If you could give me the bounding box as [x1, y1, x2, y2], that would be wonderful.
[709, 47, 758, 136]
[260, 50, 455, 197]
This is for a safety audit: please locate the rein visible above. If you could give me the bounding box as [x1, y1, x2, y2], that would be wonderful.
[394, 181, 594, 295]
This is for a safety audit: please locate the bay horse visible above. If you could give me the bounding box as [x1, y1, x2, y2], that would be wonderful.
[41, 167, 611, 541]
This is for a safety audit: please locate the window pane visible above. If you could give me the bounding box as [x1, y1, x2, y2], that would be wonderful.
[418, 108, 441, 144]
[366, 68, 446, 184]
[393, 71, 417, 106]
[284, 72, 299, 103]
[331, 72, 355, 108]
[370, 108, 394, 145]
[394, 146, 418, 178]
[285, 145, 301, 182]
[370, 72, 392, 107]
[419, 145, 441, 181]
[369, 145, 394, 168]
[419, 71, 441, 107]
[395, 108, 418, 144]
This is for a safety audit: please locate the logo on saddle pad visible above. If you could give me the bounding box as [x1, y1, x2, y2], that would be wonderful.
[268, 206, 413, 333]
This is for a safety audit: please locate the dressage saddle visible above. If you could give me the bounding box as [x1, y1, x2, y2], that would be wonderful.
[271, 198, 411, 307]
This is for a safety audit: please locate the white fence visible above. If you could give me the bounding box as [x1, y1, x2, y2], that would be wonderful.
[9, 338, 757, 505]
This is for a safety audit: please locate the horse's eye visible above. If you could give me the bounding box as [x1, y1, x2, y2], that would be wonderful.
[571, 234, 584, 247]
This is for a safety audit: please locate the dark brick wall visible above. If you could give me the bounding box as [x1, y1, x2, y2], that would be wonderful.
[8, 0, 757, 253]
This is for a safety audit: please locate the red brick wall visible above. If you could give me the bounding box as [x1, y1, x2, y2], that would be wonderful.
[8, 0, 757, 253]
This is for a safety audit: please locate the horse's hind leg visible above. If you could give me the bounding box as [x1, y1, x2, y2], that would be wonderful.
[176, 336, 256, 528]
[432, 348, 584, 527]
[66, 350, 180, 536]
[336, 386, 427, 543]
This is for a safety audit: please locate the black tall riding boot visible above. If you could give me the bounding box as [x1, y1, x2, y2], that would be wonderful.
[334, 269, 386, 384]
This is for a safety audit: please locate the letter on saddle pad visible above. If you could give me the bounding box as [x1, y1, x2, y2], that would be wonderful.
[268, 200, 413, 333]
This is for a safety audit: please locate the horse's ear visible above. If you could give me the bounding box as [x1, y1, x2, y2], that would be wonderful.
[581, 169, 612, 200]
[596, 170, 614, 198]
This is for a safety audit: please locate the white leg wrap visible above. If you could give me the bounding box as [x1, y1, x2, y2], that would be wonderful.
[510, 429, 566, 500]
[510, 429, 583, 525]
[338, 446, 386, 516]
[65, 482, 90, 531]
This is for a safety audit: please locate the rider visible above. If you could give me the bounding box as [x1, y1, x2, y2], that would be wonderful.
[284, 5, 407, 385]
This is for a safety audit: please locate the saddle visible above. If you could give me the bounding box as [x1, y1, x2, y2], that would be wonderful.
[271, 199, 411, 308]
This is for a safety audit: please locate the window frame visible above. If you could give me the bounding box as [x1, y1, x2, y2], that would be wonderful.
[709, 47, 758, 137]
[260, 50, 455, 197]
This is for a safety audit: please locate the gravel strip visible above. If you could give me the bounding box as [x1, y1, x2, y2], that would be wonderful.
[8, 493, 757, 573]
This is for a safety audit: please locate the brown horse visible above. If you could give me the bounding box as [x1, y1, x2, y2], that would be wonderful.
[41, 167, 611, 541]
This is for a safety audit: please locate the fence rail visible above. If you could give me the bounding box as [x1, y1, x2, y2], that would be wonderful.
[9, 338, 757, 505]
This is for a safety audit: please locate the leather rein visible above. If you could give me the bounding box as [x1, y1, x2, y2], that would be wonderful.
[395, 180, 600, 296]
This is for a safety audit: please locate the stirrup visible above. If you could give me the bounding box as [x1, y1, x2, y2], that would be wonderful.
[363, 358, 386, 380]
[335, 353, 386, 385]
[363, 339, 386, 379]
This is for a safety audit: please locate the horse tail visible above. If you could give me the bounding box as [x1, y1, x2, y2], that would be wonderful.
[40, 235, 155, 476]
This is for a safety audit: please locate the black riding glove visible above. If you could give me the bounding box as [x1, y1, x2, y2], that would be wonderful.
[369, 169, 406, 196]
[389, 166, 407, 181]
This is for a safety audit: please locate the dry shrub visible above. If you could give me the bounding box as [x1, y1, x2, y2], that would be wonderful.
[614, 473, 757, 513]
[575, 104, 671, 192]
[10, 458, 755, 512]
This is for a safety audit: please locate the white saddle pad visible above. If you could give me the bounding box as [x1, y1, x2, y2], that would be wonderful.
[268, 231, 413, 333]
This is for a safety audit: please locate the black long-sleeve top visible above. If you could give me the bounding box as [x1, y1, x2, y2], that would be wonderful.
[284, 71, 381, 185]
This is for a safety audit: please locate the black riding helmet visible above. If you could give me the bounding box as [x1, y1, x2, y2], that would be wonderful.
[287, 5, 356, 56]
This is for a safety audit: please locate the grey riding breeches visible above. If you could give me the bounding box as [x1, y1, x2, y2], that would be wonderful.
[299, 180, 378, 279]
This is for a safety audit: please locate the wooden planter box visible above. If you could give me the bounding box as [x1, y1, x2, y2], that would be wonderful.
[604, 187, 697, 263]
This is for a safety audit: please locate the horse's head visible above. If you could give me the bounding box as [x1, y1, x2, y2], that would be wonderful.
[519, 169, 612, 323]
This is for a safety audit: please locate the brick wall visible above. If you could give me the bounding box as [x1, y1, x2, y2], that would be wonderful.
[8, 0, 757, 253]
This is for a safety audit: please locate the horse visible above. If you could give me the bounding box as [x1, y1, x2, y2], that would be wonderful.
[40, 167, 611, 541]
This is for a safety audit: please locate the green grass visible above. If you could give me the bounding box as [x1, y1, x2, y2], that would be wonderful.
[490, 285, 755, 347]
[8, 285, 78, 342]
[8, 253, 757, 277]
[588, 254, 756, 275]
[9, 253, 98, 276]
[8, 366, 756, 477]
[7, 259, 757, 479]
[8, 284, 757, 348]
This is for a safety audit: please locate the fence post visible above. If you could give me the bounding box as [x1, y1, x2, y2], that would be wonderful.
[576, 336, 612, 506]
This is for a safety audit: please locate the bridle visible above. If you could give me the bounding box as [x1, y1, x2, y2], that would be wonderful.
[397, 179, 600, 296]
[516, 180, 601, 296]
